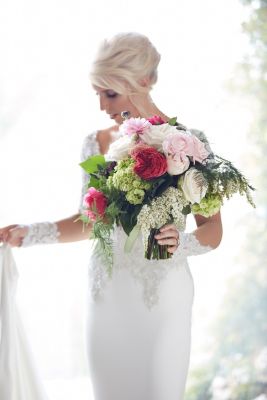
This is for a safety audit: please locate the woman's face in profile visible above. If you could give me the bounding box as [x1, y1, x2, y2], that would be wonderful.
[93, 85, 140, 124]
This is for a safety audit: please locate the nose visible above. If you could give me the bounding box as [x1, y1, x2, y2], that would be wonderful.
[99, 95, 108, 111]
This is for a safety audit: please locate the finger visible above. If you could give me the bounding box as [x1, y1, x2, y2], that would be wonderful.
[159, 224, 177, 232]
[0, 225, 19, 241]
[155, 229, 179, 240]
[8, 237, 23, 247]
[167, 237, 180, 253]
[6, 227, 24, 244]
[0, 224, 18, 234]
[157, 238, 179, 254]
[157, 237, 178, 247]
[3, 231, 11, 241]
[6, 228, 22, 246]
[167, 246, 177, 254]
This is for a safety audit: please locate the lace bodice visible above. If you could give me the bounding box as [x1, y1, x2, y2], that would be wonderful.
[79, 131, 100, 212]
[80, 130, 213, 309]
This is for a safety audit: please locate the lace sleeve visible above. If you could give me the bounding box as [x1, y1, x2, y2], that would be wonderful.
[79, 131, 100, 213]
[176, 231, 213, 257]
[21, 222, 60, 247]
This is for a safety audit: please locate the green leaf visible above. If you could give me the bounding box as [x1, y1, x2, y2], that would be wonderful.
[146, 174, 174, 200]
[75, 214, 89, 223]
[119, 203, 141, 235]
[80, 155, 106, 174]
[168, 117, 177, 126]
[88, 174, 100, 188]
[124, 224, 141, 253]
[182, 205, 191, 215]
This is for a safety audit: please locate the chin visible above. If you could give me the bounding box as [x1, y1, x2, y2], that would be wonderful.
[114, 115, 123, 124]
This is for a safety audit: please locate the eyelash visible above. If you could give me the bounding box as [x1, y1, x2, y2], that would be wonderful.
[106, 92, 118, 98]
[95, 91, 118, 99]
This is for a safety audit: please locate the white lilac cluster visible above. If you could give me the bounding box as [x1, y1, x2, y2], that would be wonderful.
[137, 187, 187, 250]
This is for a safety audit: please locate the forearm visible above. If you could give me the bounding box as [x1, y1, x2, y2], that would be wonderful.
[192, 219, 223, 249]
[21, 214, 93, 247]
[55, 214, 92, 243]
[177, 213, 222, 257]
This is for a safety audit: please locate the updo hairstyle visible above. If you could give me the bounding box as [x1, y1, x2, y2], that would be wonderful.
[90, 32, 161, 96]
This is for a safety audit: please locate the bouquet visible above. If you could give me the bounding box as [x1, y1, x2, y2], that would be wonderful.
[79, 113, 255, 273]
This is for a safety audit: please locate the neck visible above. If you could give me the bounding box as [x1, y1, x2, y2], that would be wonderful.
[130, 94, 170, 122]
[144, 104, 170, 122]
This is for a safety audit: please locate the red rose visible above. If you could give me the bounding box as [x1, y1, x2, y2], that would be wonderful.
[83, 187, 107, 221]
[147, 115, 165, 125]
[131, 145, 167, 180]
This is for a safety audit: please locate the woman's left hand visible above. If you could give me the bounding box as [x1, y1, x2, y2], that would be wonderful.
[154, 224, 180, 254]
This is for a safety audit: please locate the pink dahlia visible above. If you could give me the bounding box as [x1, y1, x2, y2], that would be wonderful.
[121, 117, 152, 137]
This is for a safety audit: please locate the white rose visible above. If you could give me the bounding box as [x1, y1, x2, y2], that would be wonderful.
[105, 135, 134, 161]
[167, 155, 190, 175]
[181, 168, 208, 204]
[141, 124, 178, 150]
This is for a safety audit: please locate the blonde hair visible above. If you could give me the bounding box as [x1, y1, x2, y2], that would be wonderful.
[90, 32, 161, 96]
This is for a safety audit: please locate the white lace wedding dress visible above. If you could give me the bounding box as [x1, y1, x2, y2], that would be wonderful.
[80, 132, 212, 400]
[6, 129, 211, 400]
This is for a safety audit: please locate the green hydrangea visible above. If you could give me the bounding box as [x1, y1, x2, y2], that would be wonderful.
[107, 158, 151, 197]
[126, 189, 145, 205]
[191, 193, 222, 217]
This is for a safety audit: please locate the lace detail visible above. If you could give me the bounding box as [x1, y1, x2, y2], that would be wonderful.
[178, 231, 213, 256]
[88, 227, 214, 309]
[89, 227, 187, 309]
[81, 131, 100, 160]
[21, 222, 60, 247]
[89, 246, 111, 301]
[126, 257, 178, 309]
[79, 131, 100, 212]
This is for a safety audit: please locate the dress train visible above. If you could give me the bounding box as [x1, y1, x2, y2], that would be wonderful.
[0, 244, 48, 400]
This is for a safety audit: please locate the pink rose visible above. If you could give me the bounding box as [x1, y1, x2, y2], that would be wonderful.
[191, 135, 210, 163]
[162, 130, 210, 164]
[83, 187, 107, 221]
[166, 154, 190, 175]
[121, 117, 151, 136]
[147, 115, 165, 125]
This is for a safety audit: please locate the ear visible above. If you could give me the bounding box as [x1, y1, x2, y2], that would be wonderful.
[139, 76, 150, 88]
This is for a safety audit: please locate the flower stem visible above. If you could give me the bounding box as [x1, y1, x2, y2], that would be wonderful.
[145, 227, 172, 260]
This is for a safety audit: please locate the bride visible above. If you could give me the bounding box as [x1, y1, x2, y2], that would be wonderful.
[0, 32, 222, 400]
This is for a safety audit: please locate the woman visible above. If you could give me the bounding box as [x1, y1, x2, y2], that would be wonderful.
[0, 32, 222, 400]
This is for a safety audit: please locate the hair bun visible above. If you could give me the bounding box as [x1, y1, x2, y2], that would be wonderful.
[90, 32, 161, 95]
